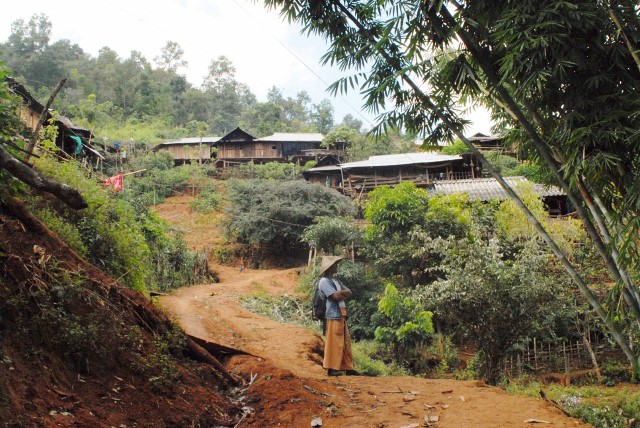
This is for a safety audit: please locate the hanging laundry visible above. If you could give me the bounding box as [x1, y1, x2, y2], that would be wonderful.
[102, 173, 123, 192]
[70, 135, 83, 154]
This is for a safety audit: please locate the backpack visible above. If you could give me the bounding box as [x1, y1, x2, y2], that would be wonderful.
[312, 279, 335, 320]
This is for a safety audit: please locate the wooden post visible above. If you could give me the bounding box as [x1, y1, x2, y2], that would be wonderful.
[534, 337, 538, 370]
[24, 78, 67, 163]
[563, 341, 569, 377]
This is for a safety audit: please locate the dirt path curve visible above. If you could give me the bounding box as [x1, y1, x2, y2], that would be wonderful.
[154, 196, 589, 428]
[159, 264, 326, 379]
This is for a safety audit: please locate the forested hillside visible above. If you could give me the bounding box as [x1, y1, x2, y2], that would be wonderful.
[0, 13, 369, 143]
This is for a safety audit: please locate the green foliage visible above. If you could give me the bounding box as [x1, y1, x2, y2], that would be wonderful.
[421, 239, 569, 384]
[495, 181, 585, 256]
[302, 216, 363, 254]
[141, 337, 183, 395]
[125, 152, 205, 205]
[374, 283, 434, 373]
[345, 127, 417, 161]
[364, 182, 430, 237]
[240, 291, 316, 329]
[190, 184, 222, 213]
[424, 193, 471, 239]
[32, 204, 88, 254]
[323, 124, 363, 149]
[223, 179, 356, 255]
[151, 234, 211, 292]
[507, 379, 640, 428]
[351, 340, 408, 377]
[440, 140, 469, 155]
[213, 247, 232, 264]
[32, 154, 151, 292]
[267, 0, 640, 371]
[30, 152, 207, 293]
[482, 153, 521, 177]
[225, 162, 297, 181]
[363, 184, 471, 286]
[1, 263, 103, 373]
[425, 334, 461, 377]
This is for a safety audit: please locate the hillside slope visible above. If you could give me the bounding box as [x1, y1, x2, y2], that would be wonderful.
[0, 197, 243, 427]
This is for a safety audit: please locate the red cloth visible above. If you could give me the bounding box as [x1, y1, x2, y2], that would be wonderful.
[102, 174, 123, 192]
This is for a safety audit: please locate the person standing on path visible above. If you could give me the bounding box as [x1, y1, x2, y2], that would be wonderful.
[318, 256, 358, 376]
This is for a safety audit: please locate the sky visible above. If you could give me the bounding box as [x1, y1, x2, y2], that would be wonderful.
[1, 0, 493, 136]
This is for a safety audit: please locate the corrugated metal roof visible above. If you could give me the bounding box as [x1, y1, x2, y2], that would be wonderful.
[156, 137, 221, 146]
[57, 115, 93, 135]
[341, 152, 462, 169]
[429, 176, 564, 200]
[304, 165, 342, 173]
[257, 132, 324, 142]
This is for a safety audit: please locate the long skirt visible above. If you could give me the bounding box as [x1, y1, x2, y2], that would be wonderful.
[323, 316, 353, 371]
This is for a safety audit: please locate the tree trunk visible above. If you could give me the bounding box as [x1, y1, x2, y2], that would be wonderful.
[0, 144, 87, 210]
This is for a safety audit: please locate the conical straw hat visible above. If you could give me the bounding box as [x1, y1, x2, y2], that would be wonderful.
[319, 255, 345, 275]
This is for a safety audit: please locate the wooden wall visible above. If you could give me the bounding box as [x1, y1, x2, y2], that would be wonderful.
[218, 142, 280, 160]
[157, 145, 209, 161]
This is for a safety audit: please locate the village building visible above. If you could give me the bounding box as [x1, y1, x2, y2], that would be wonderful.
[303, 151, 480, 198]
[6, 76, 104, 169]
[214, 127, 324, 168]
[153, 137, 220, 165]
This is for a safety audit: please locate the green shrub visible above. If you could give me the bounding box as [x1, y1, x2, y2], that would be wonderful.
[223, 179, 356, 255]
[352, 340, 407, 377]
[30, 204, 88, 256]
[240, 292, 314, 328]
[31, 152, 206, 293]
[190, 184, 222, 213]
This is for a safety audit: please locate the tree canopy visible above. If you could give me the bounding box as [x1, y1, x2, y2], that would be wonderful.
[264, 0, 640, 373]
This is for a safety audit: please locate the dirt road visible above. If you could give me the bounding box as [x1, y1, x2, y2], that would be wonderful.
[155, 196, 588, 428]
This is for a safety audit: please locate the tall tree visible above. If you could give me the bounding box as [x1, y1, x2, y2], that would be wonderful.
[202, 56, 256, 134]
[5, 14, 51, 56]
[310, 98, 334, 134]
[154, 40, 188, 73]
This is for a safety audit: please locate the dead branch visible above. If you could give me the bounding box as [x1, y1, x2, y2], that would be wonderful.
[184, 336, 242, 387]
[0, 144, 87, 210]
[539, 390, 572, 417]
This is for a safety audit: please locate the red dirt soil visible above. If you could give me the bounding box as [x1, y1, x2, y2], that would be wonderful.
[155, 195, 590, 428]
[0, 199, 242, 427]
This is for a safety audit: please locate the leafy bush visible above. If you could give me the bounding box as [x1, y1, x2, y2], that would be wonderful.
[29, 203, 88, 255]
[33, 154, 152, 292]
[302, 216, 363, 255]
[224, 162, 298, 180]
[190, 184, 222, 213]
[123, 151, 207, 205]
[351, 340, 407, 377]
[421, 239, 569, 384]
[223, 179, 356, 256]
[375, 283, 434, 373]
[363, 184, 471, 287]
[31, 152, 208, 293]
